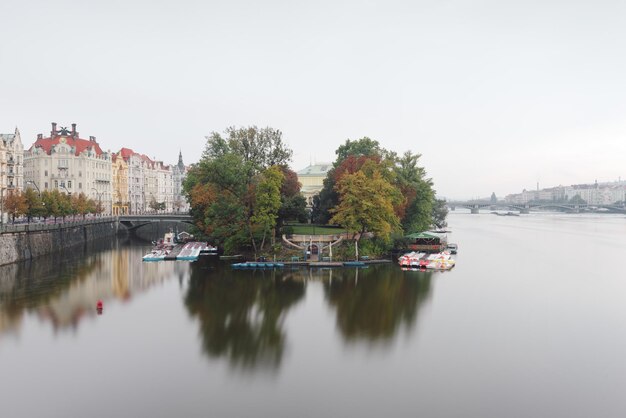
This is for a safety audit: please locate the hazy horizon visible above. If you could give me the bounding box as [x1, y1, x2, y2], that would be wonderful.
[2, 0, 625, 200]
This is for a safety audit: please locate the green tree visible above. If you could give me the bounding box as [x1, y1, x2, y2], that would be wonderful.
[24, 188, 45, 221]
[58, 192, 73, 220]
[569, 194, 586, 204]
[250, 166, 284, 256]
[277, 166, 307, 229]
[42, 190, 61, 222]
[184, 127, 294, 254]
[73, 193, 90, 218]
[394, 151, 436, 233]
[330, 162, 401, 259]
[334, 137, 383, 164]
[148, 196, 160, 212]
[432, 198, 449, 229]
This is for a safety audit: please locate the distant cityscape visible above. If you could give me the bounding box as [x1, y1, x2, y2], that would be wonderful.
[504, 180, 626, 205]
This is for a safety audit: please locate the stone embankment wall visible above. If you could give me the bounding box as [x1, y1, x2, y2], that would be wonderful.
[0, 218, 117, 266]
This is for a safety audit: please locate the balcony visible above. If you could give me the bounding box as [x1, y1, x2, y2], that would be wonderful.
[7, 158, 15, 166]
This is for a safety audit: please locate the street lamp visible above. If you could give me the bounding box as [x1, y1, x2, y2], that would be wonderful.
[26, 180, 41, 196]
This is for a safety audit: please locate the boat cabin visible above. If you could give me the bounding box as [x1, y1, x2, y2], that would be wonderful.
[405, 232, 446, 253]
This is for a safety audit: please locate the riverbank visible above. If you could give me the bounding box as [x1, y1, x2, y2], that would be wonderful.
[0, 218, 118, 266]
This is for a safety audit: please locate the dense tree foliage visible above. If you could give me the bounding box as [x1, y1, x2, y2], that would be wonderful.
[185, 128, 444, 254]
[277, 166, 307, 229]
[184, 126, 298, 256]
[330, 161, 401, 242]
[250, 166, 284, 253]
[313, 138, 443, 236]
[431, 198, 449, 229]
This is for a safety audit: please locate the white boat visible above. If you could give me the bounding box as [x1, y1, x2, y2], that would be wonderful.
[199, 244, 218, 255]
[424, 251, 455, 270]
[398, 251, 426, 268]
[142, 249, 169, 262]
[177, 242, 204, 261]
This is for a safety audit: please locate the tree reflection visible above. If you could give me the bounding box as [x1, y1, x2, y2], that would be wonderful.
[323, 265, 433, 344]
[185, 260, 305, 372]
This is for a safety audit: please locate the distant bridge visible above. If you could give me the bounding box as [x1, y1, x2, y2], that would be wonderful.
[118, 214, 194, 231]
[446, 202, 626, 214]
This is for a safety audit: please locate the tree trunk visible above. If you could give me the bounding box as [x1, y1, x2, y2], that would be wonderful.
[248, 221, 258, 259]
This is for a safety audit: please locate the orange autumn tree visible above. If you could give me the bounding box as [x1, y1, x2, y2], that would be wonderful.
[330, 160, 402, 259]
[3, 190, 28, 222]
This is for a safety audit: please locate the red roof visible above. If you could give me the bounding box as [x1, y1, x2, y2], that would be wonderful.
[29, 134, 104, 156]
[119, 147, 137, 160]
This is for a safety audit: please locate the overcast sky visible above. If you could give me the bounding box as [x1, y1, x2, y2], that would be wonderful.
[2, 0, 625, 199]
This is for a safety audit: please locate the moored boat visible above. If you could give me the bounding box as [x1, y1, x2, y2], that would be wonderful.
[343, 261, 366, 267]
[231, 262, 285, 269]
[142, 249, 169, 262]
[398, 251, 426, 268]
[199, 244, 218, 255]
[423, 251, 455, 270]
[177, 242, 205, 261]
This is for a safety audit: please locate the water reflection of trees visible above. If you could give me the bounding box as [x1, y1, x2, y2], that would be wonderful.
[323, 265, 433, 344]
[185, 260, 305, 372]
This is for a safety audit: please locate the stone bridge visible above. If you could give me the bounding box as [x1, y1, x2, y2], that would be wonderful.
[118, 214, 194, 231]
[446, 202, 626, 214]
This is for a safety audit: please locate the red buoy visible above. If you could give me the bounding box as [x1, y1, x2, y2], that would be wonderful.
[97, 300, 103, 310]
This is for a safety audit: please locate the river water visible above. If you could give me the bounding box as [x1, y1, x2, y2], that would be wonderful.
[1, 213, 626, 418]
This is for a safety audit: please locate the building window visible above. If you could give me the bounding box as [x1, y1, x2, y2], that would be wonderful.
[68, 181, 72, 188]
[54, 181, 58, 188]
[45, 170, 48, 176]
[45, 182, 48, 189]
[79, 182, 82, 189]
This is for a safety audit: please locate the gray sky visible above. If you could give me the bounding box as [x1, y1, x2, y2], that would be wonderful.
[2, 0, 625, 199]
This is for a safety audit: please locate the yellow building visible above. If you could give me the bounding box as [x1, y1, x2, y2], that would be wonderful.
[296, 163, 332, 206]
[111, 153, 129, 215]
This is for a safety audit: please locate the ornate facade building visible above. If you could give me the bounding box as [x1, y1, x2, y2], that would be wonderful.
[1, 128, 24, 224]
[0, 127, 25, 193]
[119, 148, 146, 214]
[20, 122, 189, 216]
[112, 153, 129, 215]
[23, 123, 112, 213]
